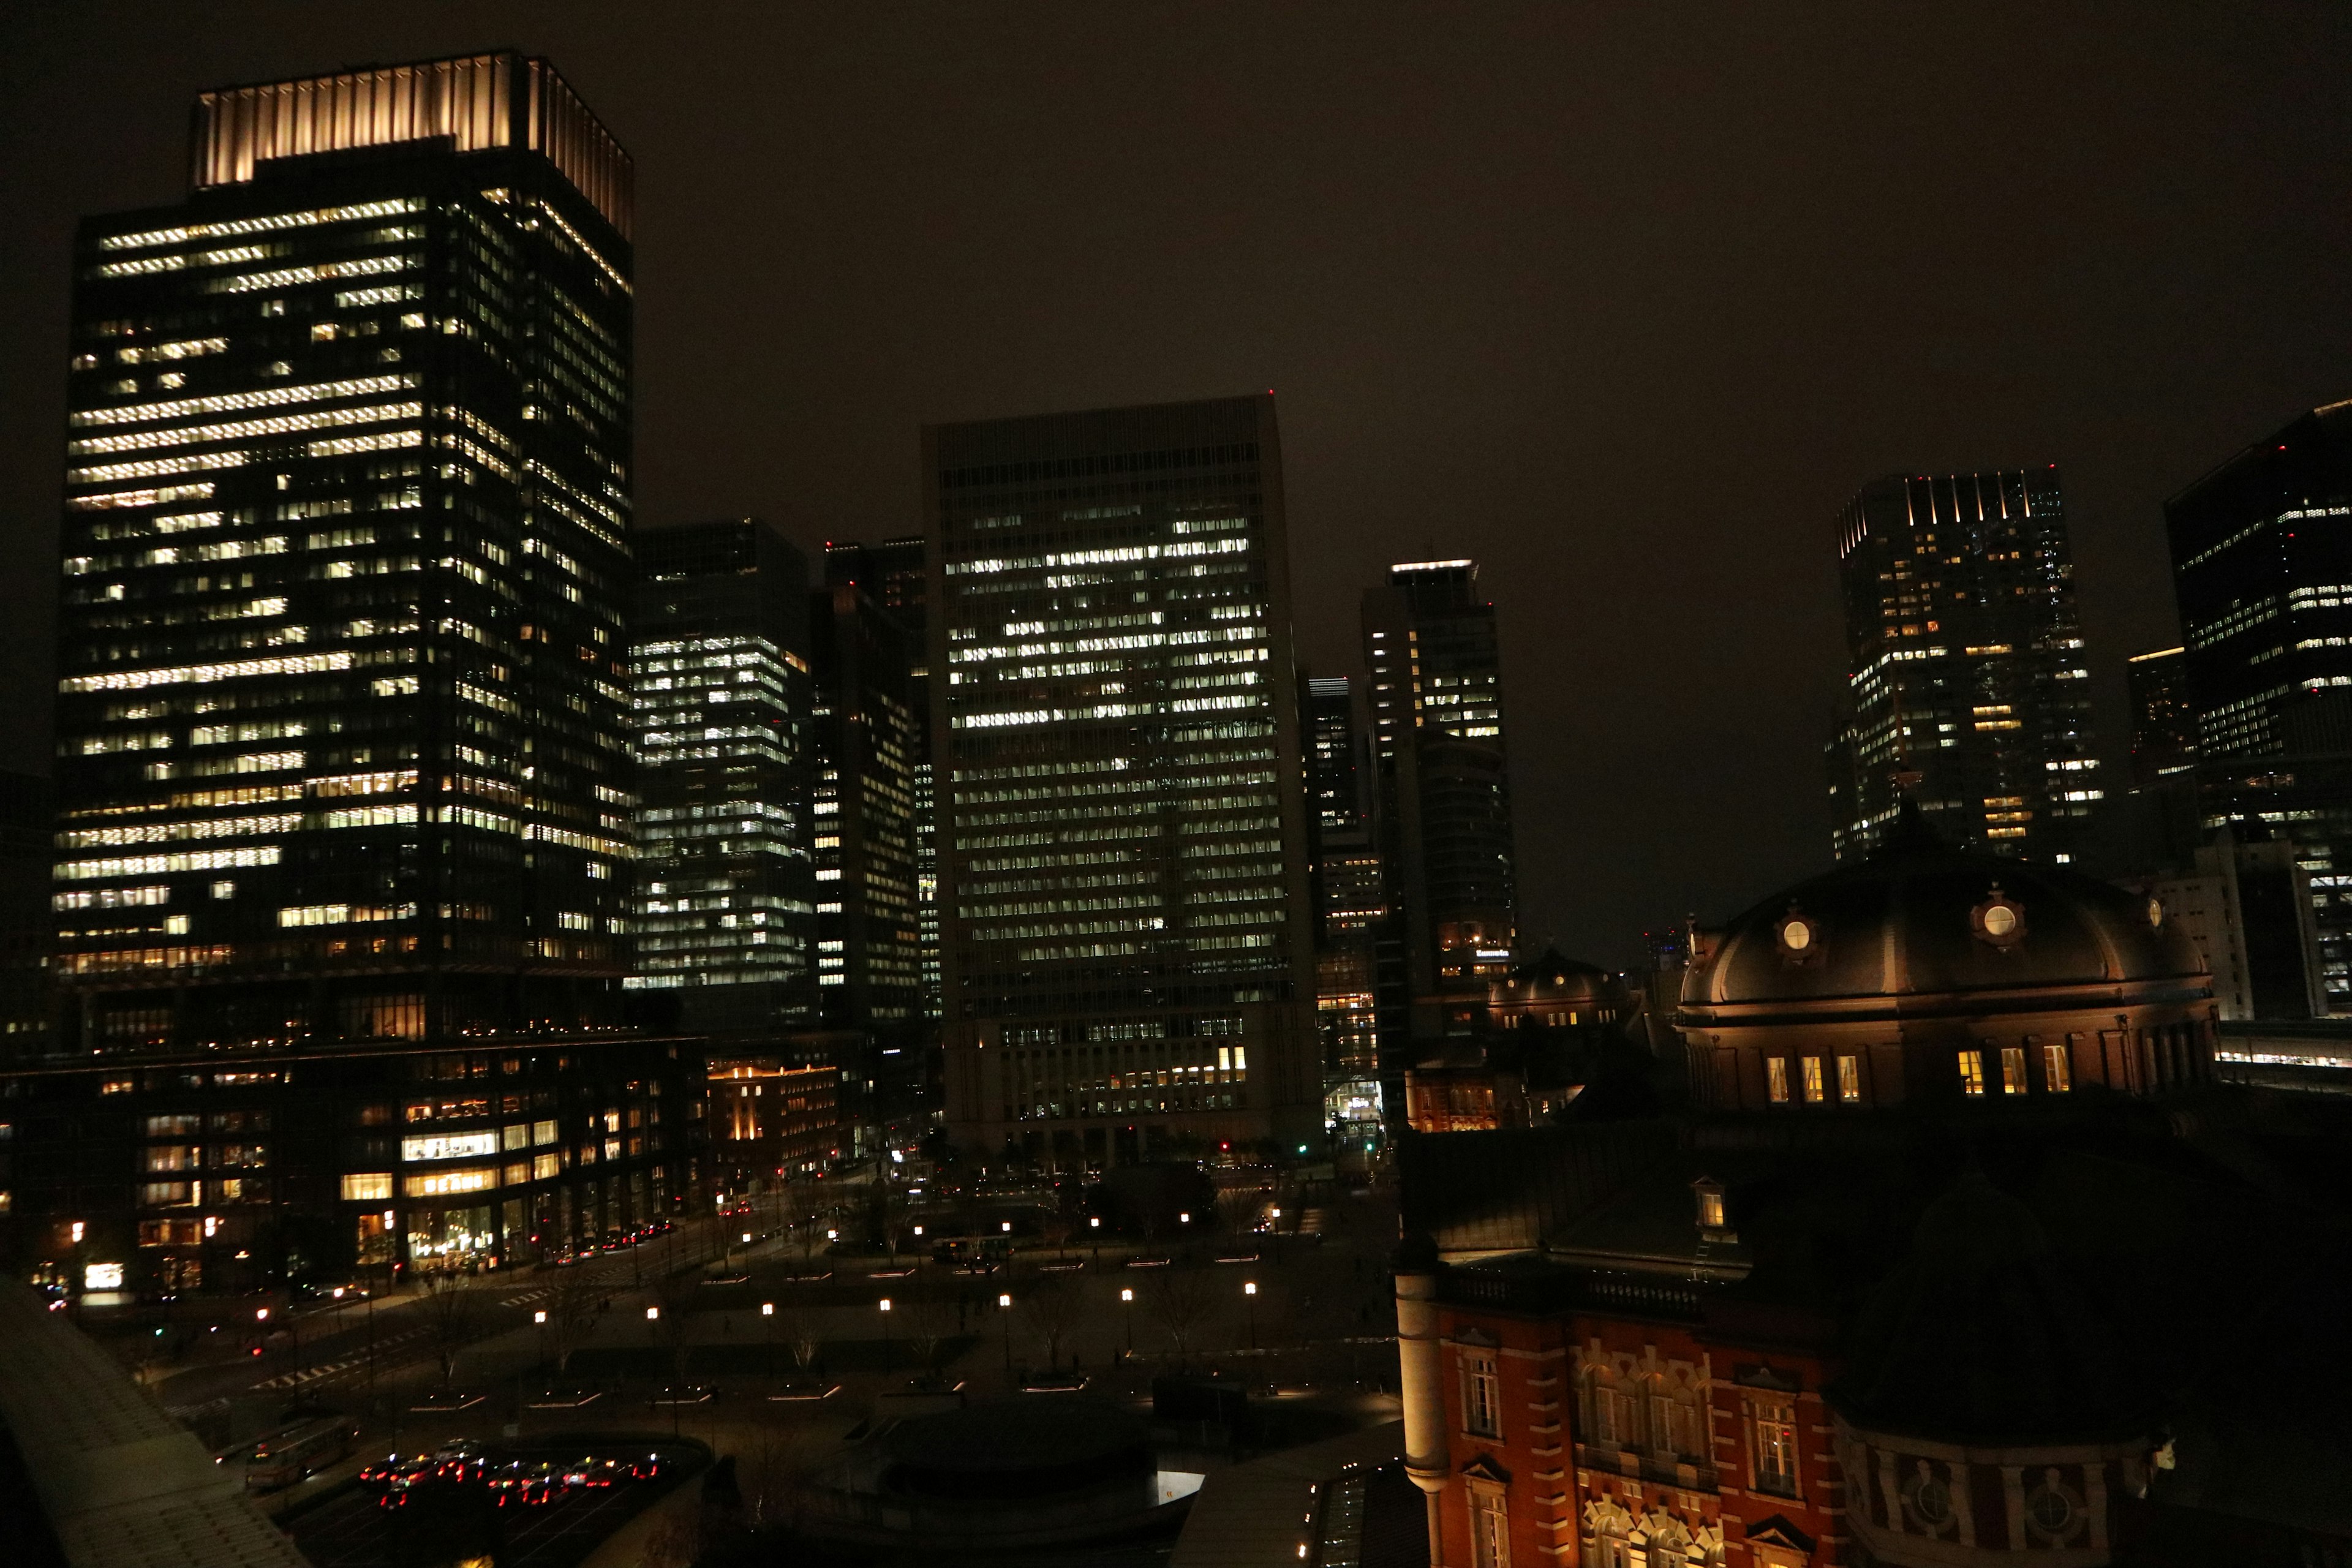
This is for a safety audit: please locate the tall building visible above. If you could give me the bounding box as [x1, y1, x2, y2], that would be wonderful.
[629, 519, 818, 1032]
[1360, 559, 1516, 1055]
[925, 395, 1321, 1164]
[1303, 676, 1384, 1137]
[2125, 644, 2199, 788]
[809, 579, 924, 1088]
[0, 772, 55, 1060]
[1825, 470, 2101, 861]
[2165, 400, 2352, 1011]
[26, 54, 699, 1290]
[824, 538, 938, 1026]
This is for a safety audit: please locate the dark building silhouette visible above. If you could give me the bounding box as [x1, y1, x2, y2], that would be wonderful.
[809, 576, 924, 1110]
[925, 395, 1321, 1163]
[2125, 644, 2198, 788]
[1825, 470, 2101, 863]
[2166, 399, 2352, 1013]
[0, 772, 53, 1061]
[823, 538, 939, 1027]
[1361, 560, 1517, 1059]
[13, 54, 704, 1292]
[1303, 675, 1384, 1139]
[630, 519, 818, 1031]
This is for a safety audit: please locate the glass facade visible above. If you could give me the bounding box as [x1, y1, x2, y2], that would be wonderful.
[1825, 470, 2100, 862]
[2166, 402, 2352, 1011]
[31, 53, 692, 1284]
[1304, 675, 1382, 1131]
[1362, 560, 1516, 1057]
[926, 396, 1319, 1163]
[628, 519, 816, 1028]
[810, 581, 924, 1045]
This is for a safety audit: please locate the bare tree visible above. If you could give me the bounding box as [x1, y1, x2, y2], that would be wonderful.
[544, 1272, 604, 1377]
[1143, 1266, 1217, 1367]
[902, 1292, 958, 1382]
[419, 1272, 478, 1390]
[649, 1270, 698, 1382]
[1019, 1272, 1086, 1372]
[1215, 1185, 1264, 1238]
[1041, 1212, 1074, 1261]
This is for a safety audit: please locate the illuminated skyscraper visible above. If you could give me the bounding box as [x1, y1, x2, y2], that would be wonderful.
[629, 519, 817, 1030]
[1303, 675, 1384, 1135]
[2125, 644, 2198, 788]
[824, 538, 938, 1025]
[927, 395, 1321, 1163]
[1361, 559, 1516, 1053]
[32, 55, 694, 1286]
[1825, 470, 2100, 861]
[2165, 401, 2352, 1010]
[809, 579, 924, 1062]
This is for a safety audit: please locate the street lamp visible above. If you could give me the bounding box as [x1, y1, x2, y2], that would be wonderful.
[998, 1292, 1013, 1373]
[1120, 1287, 1134, 1359]
[533, 1309, 547, 1378]
[1243, 1281, 1257, 1351]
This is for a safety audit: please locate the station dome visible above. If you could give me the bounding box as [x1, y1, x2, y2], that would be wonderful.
[1676, 807, 2213, 1112]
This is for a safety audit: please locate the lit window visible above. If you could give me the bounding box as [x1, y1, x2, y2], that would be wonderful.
[341, 1172, 393, 1202]
[2002, 1046, 2028, 1095]
[1766, 1058, 1790, 1104]
[1836, 1055, 1861, 1102]
[1750, 1399, 1798, 1496]
[1958, 1050, 1986, 1097]
[1471, 1487, 1510, 1568]
[1801, 1057, 1825, 1103]
[2043, 1041, 2073, 1093]
[1461, 1350, 1501, 1438]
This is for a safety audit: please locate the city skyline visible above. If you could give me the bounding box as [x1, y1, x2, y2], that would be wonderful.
[7, 9, 2352, 963]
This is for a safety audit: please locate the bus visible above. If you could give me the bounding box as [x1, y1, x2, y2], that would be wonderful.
[246, 1416, 359, 1491]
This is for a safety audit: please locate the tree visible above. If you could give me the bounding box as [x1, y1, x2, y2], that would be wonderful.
[1215, 1184, 1264, 1238]
[1143, 1266, 1217, 1367]
[901, 1292, 957, 1382]
[1019, 1271, 1086, 1373]
[1041, 1212, 1075, 1261]
[419, 1272, 477, 1390]
[543, 1272, 603, 1377]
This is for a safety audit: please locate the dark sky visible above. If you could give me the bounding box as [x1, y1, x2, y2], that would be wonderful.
[4, 3, 2350, 965]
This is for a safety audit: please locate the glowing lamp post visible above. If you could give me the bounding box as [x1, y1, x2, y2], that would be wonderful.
[1120, 1287, 1134, 1359]
[1243, 1281, 1257, 1350]
[998, 1292, 1013, 1373]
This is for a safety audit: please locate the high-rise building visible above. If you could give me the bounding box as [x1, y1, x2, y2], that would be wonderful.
[1360, 560, 1516, 1054]
[925, 395, 1321, 1164]
[1303, 676, 1384, 1137]
[0, 772, 55, 1061]
[2125, 644, 2199, 788]
[629, 519, 818, 1032]
[2165, 399, 2352, 1011]
[1825, 470, 2101, 861]
[824, 539, 938, 1025]
[26, 54, 699, 1290]
[809, 580, 924, 1074]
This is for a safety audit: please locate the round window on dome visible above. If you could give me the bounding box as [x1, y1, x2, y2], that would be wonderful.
[1781, 918, 1812, 952]
[2146, 896, 2164, 930]
[1982, 903, 2018, 938]
[1972, 892, 2027, 947]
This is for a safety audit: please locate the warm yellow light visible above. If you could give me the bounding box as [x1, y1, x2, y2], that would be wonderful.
[1120, 1289, 1133, 1302]
[761, 1302, 774, 1317]
[645, 1306, 659, 1321]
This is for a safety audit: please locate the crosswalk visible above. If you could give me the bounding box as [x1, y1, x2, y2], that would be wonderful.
[250, 1325, 430, 1391]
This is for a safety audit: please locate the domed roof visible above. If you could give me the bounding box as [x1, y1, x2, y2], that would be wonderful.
[1682, 807, 2206, 1014]
[1494, 948, 1624, 1005]
[1830, 1169, 2153, 1444]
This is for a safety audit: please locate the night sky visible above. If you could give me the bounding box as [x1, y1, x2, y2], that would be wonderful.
[4, 3, 2349, 965]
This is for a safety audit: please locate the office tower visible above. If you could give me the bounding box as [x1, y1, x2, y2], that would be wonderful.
[2125, 645, 2199, 788]
[1360, 559, 1517, 1054]
[2166, 399, 2352, 1011]
[1303, 676, 1384, 1137]
[629, 520, 818, 1032]
[925, 395, 1320, 1164]
[2148, 829, 2325, 1020]
[29, 54, 695, 1289]
[0, 772, 54, 1060]
[809, 580, 924, 1086]
[1824, 470, 2100, 861]
[824, 539, 939, 1025]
